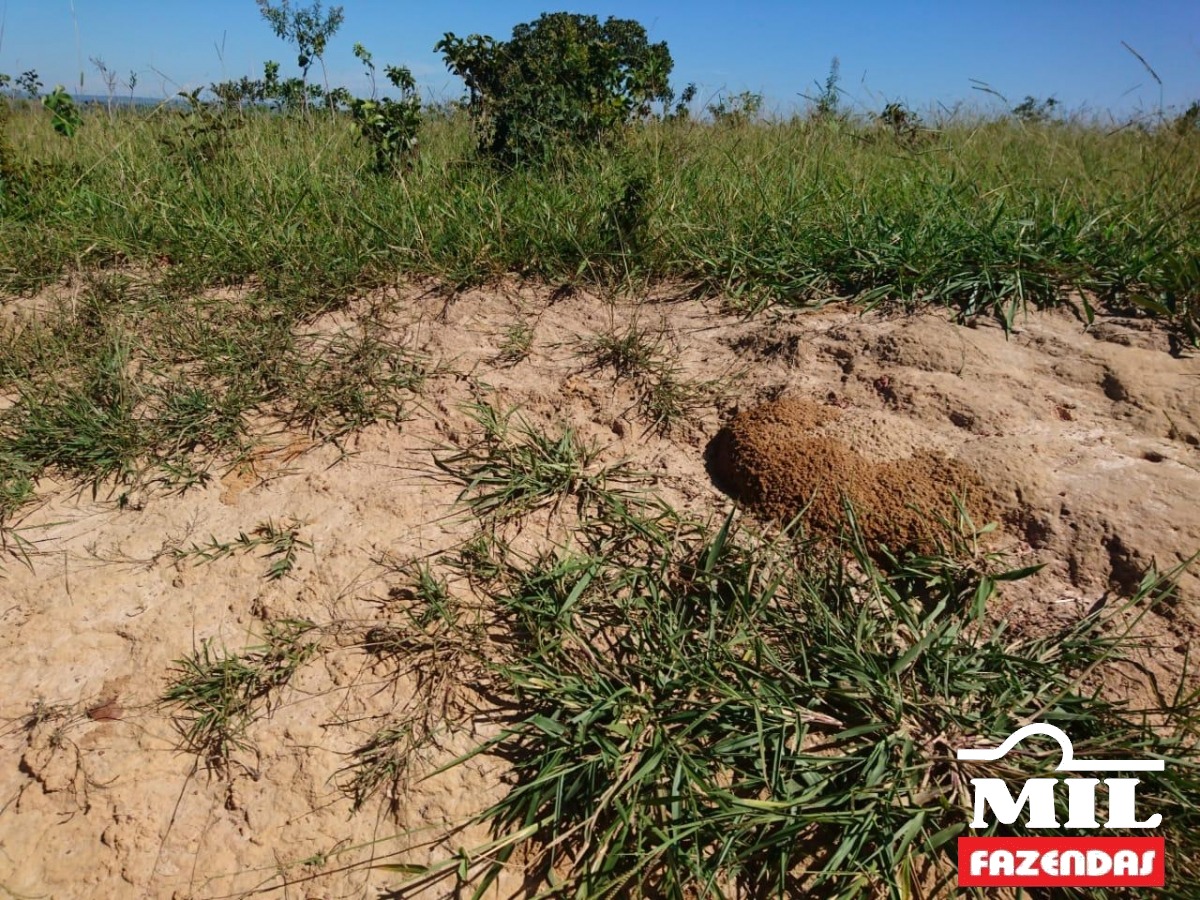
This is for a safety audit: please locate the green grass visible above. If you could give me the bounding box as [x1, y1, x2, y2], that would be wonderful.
[0, 271, 428, 520]
[2, 107, 1196, 328]
[340, 721, 429, 814]
[383, 499, 1200, 899]
[434, 401, 644, 521]
[637, 367, 722, 434]
[161, 617, 320, 770]
[171, 518, 311, 580]
[581, 321, 727, 434]
[341, 564, 476, 813]
[366, 412, 1200, 897]
[496, 318, 536, 366]
[581, 320, 667, 378]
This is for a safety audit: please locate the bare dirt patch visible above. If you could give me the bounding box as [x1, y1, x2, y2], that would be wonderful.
[0, 284, 1197, 897]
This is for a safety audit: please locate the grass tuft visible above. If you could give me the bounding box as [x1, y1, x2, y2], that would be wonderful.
[581, 320, 664, 378]
[496, 318, 536, 366]
[582, 321, 726, 434]
[434, 402, 641, 521]
[162, 618, 321, 770]
[387, 502, 1199, 899]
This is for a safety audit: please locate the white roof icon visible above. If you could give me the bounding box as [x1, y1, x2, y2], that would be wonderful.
[956, 723, 1164, 772]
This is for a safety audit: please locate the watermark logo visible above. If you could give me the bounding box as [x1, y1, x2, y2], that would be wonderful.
[956, 723, 1165, 888]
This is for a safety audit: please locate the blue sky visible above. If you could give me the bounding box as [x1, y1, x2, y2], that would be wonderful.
[3, 1, 1198, 116]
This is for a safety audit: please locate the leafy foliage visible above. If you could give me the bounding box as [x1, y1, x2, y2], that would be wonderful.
[707, 90, 763, 127]
[1013, 95, 1061, 123]
[210, 59, 342, 114]
[255, 0, 345, 113]
[437, 12, 675, 167]
[160, 88, 241, 170]
[349, 44, 422, 175]
[666, 81, 698, 121]
[16, 70, 42, 100]
[209, 74, 268, 111]
[42, 86, 82, 138]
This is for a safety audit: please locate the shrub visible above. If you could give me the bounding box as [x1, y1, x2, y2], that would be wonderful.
[1174, 100, 1200, 135]
[436, 12, 675, 167]
[160, 88, 240, 170]
[707, 90, 764, 127]
[16, 69, 42, 100]
[877, 101, 927, 145]
[348, 44, 422, 175]
[1012, 95, 1060, 123]
[42, 86, 82, 138]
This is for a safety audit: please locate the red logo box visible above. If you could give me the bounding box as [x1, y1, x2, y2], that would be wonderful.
[958, 837, 1164, 888]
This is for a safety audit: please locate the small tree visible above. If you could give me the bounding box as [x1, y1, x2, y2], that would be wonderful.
[437, 12, 674, 167]
[707, 91, 763, 127]
[254, 59, 320, 114]
[348, 44, 422, 175]
[255, 0, 344, 114]
[43, 87, 82, 138]
[210, 76, 264, 112]
[1012, 95, 1059, 123]
[1174, 100, 1200, 135]
[16, 70, 42, 100]
[666, 82, 697, 121]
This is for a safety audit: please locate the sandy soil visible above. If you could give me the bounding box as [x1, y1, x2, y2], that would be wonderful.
[1, 283, 1197, 898]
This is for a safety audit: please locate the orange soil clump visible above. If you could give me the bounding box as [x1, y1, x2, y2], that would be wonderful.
[710, 397, 997, 548]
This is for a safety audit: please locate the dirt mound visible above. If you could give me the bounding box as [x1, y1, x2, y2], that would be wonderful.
[710, 398, 997, 547]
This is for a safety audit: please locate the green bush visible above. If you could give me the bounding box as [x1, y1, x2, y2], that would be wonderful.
[349, 44, 422, 175]
[1175, 101, 1200, 135]
[42, 86, 82, 138]
[437, 12, 674, 167]
[707, 91, 764, 127]
[1012, 95, 1060, 123]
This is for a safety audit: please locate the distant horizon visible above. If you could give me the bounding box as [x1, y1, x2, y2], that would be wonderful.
[2, 2, 1198, 119]
[12, 89, 1193, 127]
